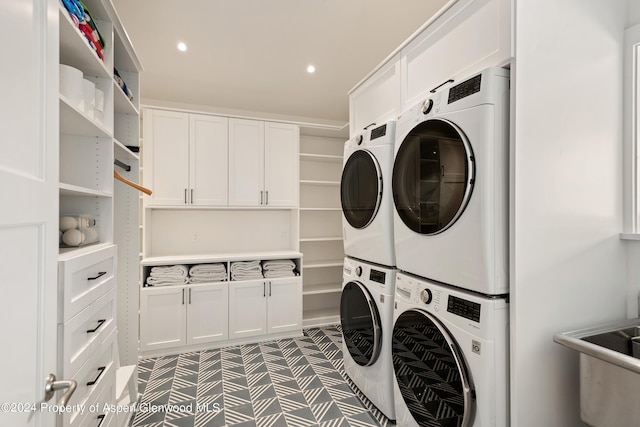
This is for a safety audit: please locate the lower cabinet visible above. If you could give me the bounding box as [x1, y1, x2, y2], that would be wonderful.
[139, 282, 228, 352]
[229, 277, 302, 339]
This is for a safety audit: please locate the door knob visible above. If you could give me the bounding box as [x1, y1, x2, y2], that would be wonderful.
[44, 373, 77, 406]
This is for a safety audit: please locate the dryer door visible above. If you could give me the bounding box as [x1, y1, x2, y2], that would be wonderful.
[340, 281, 382, 366]
[341, 150, 383, 229]
[392, 309, 475, 427]
[393, 118, 474, 235]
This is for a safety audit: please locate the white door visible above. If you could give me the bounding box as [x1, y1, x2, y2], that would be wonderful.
[264, 122, 298, 207]
[189, 114, 228, 206]
[0, 0, 58, 425]
[139, 287, 187, 352]
[267, 278, 302, 334]
[144, 109, 189, 205]
[187, 283, 229, 345]
[228, 280, 267, 339]
[229, 118, 264, 206]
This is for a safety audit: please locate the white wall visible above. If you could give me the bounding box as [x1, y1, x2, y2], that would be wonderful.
[511, 1, 627, 426]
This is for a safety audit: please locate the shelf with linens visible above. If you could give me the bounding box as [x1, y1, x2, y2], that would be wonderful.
[57, 0, 143, 424]
[139, 251, 303, 357]
[298, 127, 347, 328]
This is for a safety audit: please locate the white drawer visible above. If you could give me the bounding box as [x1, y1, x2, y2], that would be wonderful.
[58, 244, 116, 323]
[60, 329, 116, 427]
[59, 288, 116, 377]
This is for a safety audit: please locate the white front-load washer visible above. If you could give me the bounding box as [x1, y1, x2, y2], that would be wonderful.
[341, 121, 396, 267]
[340, 256, 397, 420]
[392, 272, 509, 427]
[392, 67, 510, 295]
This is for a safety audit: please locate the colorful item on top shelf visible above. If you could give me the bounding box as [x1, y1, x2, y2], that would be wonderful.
[60, 0, 105, 61]
[114, 68, 134, 102]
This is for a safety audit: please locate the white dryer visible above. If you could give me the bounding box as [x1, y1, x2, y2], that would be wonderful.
[340, 257, 397, 420]
[341, 121, 396, 267]
[392, 67, 510, 295]
[392, 272, 509, 427]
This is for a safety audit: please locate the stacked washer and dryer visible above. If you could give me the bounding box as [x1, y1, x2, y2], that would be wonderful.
[340, 67, 512, 427]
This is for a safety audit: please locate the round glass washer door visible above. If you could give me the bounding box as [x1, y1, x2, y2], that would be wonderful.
[341, 150, 383, 229]
[392, 118, 474, 235]
[340, 281, 382, 366]
[392, 309, 474, 427]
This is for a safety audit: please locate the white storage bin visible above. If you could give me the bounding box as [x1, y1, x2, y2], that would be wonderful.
[59, 64, 84, 109]
[59, 214, 100, 247]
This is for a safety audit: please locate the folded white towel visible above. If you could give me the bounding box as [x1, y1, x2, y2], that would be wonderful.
[231, 271, 264, 281]
[264, 270, 296, 278]
[189, 276, 226, 283]
[150, 265, 188, 277]
[146, 276, 189, 286]
[262, 259, 296, 270]
[189, 263, 226, 276]
[230, 260, 262, 272]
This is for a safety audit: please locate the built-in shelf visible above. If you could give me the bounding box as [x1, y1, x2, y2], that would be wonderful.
[300, 180, 340, 186]
[300, 236, 342, 242]
[59, 96, 112, 138]
[303, 283, 342, 295]
[302, 308, 340, 328]
[59, 183, 112, 198]
[113, 81, 139, 115]
[299, 153, 343, 163]
[114, 139, 140, 162]
[304, 260, 344, 269]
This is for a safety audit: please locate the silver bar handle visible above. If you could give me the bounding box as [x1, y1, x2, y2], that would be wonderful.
[44, 373, 77, 406]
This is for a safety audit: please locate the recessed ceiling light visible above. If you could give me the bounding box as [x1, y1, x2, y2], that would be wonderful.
[177, 42, 187, 52]
[307, 65, 316, 74]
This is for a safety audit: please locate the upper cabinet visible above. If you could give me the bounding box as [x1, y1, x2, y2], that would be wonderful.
[229, 118, 298, 207]
[143, 109, 228, 206]
[348, 0, 512, 136]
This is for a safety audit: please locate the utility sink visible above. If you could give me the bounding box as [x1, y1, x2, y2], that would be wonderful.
[554, 318, 640, 427]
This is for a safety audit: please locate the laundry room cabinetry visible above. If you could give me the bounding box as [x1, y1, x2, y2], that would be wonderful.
[229, 118, 299, 207]
[299, 128, 346, 327]
[228, 277, 302, 339]
[143, 109, 228, 206]
[139, 282, 229, 352]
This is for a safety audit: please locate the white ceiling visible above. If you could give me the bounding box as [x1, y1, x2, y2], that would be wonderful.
[111, 0, 448, 126]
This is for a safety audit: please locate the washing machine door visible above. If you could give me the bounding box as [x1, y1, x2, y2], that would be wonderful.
[393, 118, 474, 235]
[392, 309, 475, 427]
[341, 149, 383, 229]
[340, 281, 382, 366]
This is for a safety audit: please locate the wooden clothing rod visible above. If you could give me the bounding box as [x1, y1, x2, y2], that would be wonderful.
[114, 170, 152, 195]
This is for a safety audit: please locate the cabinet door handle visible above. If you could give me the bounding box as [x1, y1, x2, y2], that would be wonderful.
[263, 282, 266, 297]
[182, 288, 185, 305]
[266, 191, 269, 205]
[269, 281, 272, 296]
[191, 189, 194, 204]
[87, 272, 106, 281]
[86, 319, 106, 334]
[96, 414, 106, 427]
[184, 189, 187, 204]
[86, 366, 105, 386]
[260, 191, 264, 205]
[189, 287, 192, 304]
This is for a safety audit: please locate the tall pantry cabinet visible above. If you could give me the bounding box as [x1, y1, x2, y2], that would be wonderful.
[57, 0, 142, 425]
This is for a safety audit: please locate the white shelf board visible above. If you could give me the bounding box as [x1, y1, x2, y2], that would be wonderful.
[59, 183, 112, 198]
[302, 308, 340, 328]
[114, 80, 139, 115]
[303, 283, 342, 295]
[59, 4, 110, 79]
[58, 242, 114, 262]
[299, 153, 343, 163]
[304, 260, 343, 269]
[114, 139, 140, 162]
[300, 180, 340, 186]
[60, 96, 112, 138]
[141, 251, 303, 266]
[300, 236, 343, 242]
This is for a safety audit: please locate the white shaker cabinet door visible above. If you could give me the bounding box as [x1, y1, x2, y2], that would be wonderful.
[264, 122, 298, 207]
[189, 114, 229, 206]
[139, 286, 187, 352]
[267, 278, 302, 334]
[186, 283, 229, 345]
[228, 280, 268, 339]
[144, 109, 190, 205]
[229, 118, 265, 206]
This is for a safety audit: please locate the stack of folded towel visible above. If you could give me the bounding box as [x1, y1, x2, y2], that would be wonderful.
[189, 263, 227, 283]
[230, 260, 263, 281]
[146, 265, 189, 287]
[262, 259, 297, 278]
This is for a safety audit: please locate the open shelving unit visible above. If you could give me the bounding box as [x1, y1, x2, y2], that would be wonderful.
[299, 127, 347, 327]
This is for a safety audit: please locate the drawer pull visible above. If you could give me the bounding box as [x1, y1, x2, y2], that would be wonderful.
[96, 414, 106, 427]
[86, 319, 106, 334]
[87, 272, 107, 281]
[86, 366, 105, 386]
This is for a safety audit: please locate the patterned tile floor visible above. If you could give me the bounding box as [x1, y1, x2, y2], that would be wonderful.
[132, 325, 395, 427]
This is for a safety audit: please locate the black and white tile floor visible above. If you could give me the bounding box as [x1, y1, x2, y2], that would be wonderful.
[132, 325, 394, 427]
